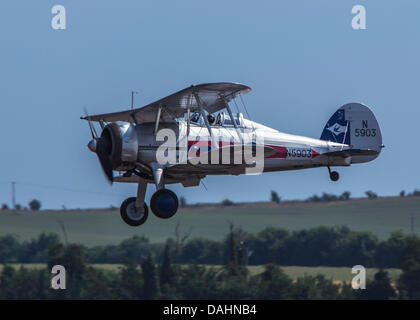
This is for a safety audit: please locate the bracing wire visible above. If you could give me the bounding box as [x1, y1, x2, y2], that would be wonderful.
[240, 95, 252, 120]
[233, 98, 241, 114]
[200, 180, 208, 191]
[238, 95, 255, 134]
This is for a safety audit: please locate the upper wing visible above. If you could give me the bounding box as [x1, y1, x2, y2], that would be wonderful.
[81, 82, 251, 124]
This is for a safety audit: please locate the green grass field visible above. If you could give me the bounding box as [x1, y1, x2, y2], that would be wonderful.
[91, 264, 402, 282]
[0, 264, 402, 282]
[0, 197, 419, 246]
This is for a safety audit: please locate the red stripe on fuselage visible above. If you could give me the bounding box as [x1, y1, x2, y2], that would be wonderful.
[312, 150, 320, 158]
[187, 141, 318, 159]
[265, 145, 288, 159]
[187, 140, 236, 148]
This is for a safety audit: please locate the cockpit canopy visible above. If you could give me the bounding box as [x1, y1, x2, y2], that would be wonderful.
[190, 112, 244, 127]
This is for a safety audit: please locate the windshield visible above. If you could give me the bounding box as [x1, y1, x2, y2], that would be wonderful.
[216, 112, 242, 126]
[190, 112, 202, 125]
[188, 111, 243, 127]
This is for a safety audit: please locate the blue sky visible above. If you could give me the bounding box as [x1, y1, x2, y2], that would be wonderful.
[0, 1, 418, 209]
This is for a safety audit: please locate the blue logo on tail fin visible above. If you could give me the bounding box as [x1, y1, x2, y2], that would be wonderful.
[320, 109, 350, 145]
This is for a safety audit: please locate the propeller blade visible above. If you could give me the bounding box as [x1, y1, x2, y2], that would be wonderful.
[96, 136, 114, 184]
[83, 107, 98, 140]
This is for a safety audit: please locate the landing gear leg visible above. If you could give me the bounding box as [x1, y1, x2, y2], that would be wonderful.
[328, 166, 339, 182]
[120, 180, 149, 226]
[150, 164, 179, 219]
[135, 179, 147, 209]
[152, 165, 164, 191]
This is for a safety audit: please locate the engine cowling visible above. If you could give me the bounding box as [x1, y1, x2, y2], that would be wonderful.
[100, 123, 123, 170]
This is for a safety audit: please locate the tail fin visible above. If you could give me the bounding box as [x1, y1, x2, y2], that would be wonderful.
[320, 103, 383, 163]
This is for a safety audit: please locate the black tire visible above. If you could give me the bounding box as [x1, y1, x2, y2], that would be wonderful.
[120, 197, 148, 226]
[330, 171, 339, 182]
[150, 189, 179, 219]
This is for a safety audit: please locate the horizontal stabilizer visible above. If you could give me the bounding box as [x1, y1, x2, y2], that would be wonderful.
[322, 149, 380, 158]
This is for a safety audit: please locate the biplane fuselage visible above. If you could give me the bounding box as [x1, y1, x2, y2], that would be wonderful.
[111, 119, 349, 184]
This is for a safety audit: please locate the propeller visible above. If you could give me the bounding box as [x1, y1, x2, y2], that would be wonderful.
[96, 133, 114, 184]
[83, 107, 113, 184]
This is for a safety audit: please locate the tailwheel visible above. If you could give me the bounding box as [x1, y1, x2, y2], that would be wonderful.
[330, 171, 339, 181]
[150, 189, 179, 219]
[120, 197, 149, 226]
[328, 167, 340, 182]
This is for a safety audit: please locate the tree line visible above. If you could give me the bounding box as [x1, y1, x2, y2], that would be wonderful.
[1, 234, 420, 299]
[0, 226, 415, 268]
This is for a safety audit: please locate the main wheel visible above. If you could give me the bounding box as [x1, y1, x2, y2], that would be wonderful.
[150, 189, 179, 219]
[120, 197, 148, 226]
[330, 171, 339, 182]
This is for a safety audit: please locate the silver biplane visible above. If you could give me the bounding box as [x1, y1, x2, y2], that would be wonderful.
[81, 82, 383, 226]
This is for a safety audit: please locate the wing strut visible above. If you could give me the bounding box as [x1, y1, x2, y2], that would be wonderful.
[223, 96, 243, 143]
[193, 93, 219, 149]
[186, 93, 193, 138]
[186, 107, 191, 137]
[154, 105, 162, 135]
